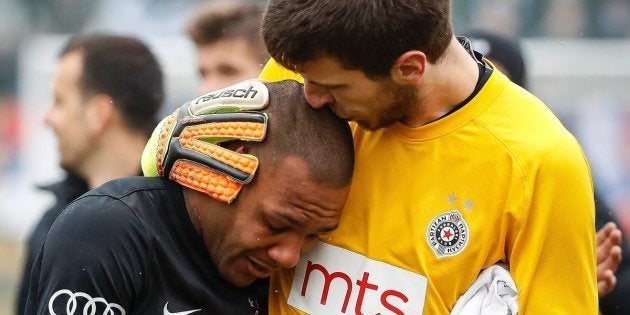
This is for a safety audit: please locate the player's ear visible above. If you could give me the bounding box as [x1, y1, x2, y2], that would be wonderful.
[390, 51, 426, 85]
[85, 94, 115, 135]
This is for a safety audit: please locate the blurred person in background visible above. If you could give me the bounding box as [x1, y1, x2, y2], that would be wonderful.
[186, 0, 269, 94]
[465, 29, 630, 314]
[16, 34, 164, 314]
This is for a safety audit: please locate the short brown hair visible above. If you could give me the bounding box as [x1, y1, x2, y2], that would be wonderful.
[263, 0, 453, 78]
[187, 0, 269, 64]
[60, 34, 164, 136]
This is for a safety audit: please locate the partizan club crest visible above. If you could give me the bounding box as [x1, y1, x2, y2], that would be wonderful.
[426, 210, 469, 258]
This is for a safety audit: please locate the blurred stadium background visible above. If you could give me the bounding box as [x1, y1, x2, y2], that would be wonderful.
[0, 0, 629, 313]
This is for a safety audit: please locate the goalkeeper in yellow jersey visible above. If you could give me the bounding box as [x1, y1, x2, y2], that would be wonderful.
[259, 0, 597, 313]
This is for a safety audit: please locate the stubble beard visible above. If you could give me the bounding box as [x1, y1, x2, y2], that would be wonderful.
[359, 83, 417, 131]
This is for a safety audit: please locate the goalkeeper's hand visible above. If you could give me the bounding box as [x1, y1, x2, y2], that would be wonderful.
[141, 79, 269, 203]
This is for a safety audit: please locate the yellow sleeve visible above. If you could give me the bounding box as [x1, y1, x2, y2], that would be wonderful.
[258, 58, 304, 83]
[510, 134, 597, 313]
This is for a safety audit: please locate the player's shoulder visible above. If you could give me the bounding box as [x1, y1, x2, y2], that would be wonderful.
[54, 177, 175, 229]
[88, 176, 172, 198]
[482, 76, 578, 148]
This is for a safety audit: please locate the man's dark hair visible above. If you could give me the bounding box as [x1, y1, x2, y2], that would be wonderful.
[262, 0, 453, 78]
[251, 80, 354, 187]
[186, 0, 269, 65]
[60, 34, 164, 136]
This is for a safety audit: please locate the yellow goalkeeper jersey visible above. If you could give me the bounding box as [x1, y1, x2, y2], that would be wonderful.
[260, 60, 597, 314]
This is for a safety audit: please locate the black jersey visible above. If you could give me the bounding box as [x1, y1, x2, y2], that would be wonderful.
[24, 176, 268, 315]
[17, 173, 88, 315]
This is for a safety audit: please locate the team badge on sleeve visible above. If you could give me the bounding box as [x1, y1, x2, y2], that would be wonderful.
[426, 210, 469, 258]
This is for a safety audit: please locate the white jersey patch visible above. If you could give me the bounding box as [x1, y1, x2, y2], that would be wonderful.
[288, 241, 428, 314]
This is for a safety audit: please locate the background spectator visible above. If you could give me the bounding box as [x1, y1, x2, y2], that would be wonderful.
[186, 0, 269, 93]
[15, 34, 164, 314]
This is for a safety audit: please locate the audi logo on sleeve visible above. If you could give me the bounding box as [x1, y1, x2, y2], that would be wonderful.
[48, 289, 126, 315]
[288, 242, 428, 314]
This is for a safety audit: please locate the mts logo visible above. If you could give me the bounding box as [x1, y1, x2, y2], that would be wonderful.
[301, 261, 411, 314]
[288, 242, 427, 315]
